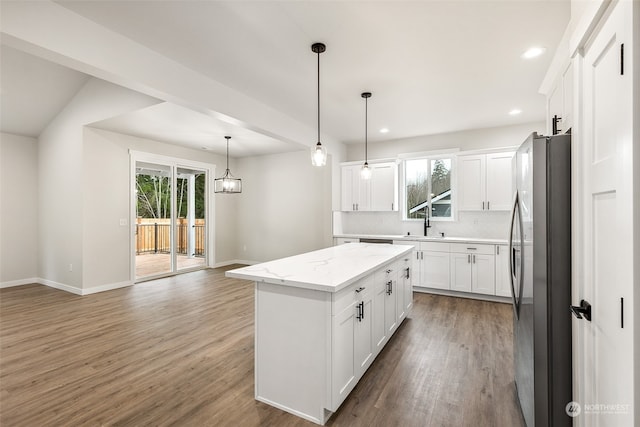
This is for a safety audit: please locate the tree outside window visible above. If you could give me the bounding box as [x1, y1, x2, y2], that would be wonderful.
[405, 158, 452, 220]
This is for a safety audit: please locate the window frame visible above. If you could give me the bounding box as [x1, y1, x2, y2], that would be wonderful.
[401, 155, 456, 222]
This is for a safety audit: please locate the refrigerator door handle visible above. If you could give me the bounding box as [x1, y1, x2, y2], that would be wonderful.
[508, 192, 524, 318]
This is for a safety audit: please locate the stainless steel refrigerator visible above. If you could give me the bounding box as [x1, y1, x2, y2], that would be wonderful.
[509, 132, 572, 427]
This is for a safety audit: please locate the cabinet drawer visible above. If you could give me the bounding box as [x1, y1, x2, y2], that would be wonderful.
[420, 241, 450, 252]
[333, 277, 370, 315]
[449, 243, 494, 255]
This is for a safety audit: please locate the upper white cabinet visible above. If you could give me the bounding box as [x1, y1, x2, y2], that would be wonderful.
[341, 162, 398, 212]
[546, 60, 574, 135]
[458, 151, 514, 211]
[341, 165, 370, 211]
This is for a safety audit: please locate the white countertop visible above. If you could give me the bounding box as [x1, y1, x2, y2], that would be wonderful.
[226, 243, 414, 293]
[334, 233, 508, 245]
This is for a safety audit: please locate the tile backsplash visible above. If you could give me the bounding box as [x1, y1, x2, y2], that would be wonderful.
[334, 210, 511, 240]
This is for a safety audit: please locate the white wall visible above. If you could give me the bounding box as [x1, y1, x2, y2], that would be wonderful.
[0, 133, 39, 285]
[236, 150, 332, 263]
[346, 121, 544, 161]
[83, 128, 239, 290]
[337, 122, 544, 240]
[38, 78, 160, 292]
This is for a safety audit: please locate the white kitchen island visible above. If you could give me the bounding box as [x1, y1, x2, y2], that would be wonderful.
[226, 243, 414, 425]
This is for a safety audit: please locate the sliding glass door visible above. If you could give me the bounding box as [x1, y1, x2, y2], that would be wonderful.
[133, 156, 211, 281]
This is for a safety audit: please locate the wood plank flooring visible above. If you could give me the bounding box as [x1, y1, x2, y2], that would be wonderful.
[0, 266, 526, 427]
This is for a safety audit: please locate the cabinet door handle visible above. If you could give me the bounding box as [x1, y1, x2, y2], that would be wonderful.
[416, 252, 419, 260]
[497, 246, 500, 255]
[473, 255, 476, 264]
[487, 201, 490, 210]
[468, 254, 471, 263]
[405, 267, 410, 279]
[391, 203, 394, 210]
[482, 201, 485, 210]
[360, 301, 365, 320]
[386, 280, 393, 295]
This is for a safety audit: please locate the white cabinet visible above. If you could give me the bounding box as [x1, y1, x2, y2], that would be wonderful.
[546, 60, 574, 135]
[341, 165, 370, 211]
[396, 256, 412, 321]
[331, 274, 376, 410]
[449, 243, 495, 295]
[394, 240, 450, 291]
[370, 163, 398, 211]
[372, 271, 387, 352]
[341, 162, 397, 212]
[422, 249, 451, 290]
[495, 244, 511, 297]
[458, 152, 514, 211]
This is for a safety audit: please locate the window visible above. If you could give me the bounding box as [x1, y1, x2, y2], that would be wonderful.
[404, 157, 453, 220]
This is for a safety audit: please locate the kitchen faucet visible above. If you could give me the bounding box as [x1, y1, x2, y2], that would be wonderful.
[423, 205, 431, 236]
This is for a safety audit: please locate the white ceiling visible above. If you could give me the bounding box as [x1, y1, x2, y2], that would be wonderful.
[0, 44, 89, 137]
[90, 102, 304, 157]
[2, 1, 570, 153]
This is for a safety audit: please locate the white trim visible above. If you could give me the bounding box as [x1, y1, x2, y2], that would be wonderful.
[455, 146, 519, 157]
[0, 278, 39, 288]
[38, 278, 83, 295]
[82, 281, 133, 295]
[397, 148, 459, 160]
[339, 157, 397, 167]
[130, 150, 216, 281]
[413, 286, 510, 304]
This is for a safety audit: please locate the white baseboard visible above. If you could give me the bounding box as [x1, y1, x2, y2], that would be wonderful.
[38, 278, 83, 295]
[1, 277, 133, 296]
[212, 259, 258, 268]
[0, 277, 39, 288]
[413, 286, 511, 304]
[82, 280, 132, 295]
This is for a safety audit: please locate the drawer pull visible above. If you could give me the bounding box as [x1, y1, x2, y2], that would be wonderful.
[467, 247, 477, 250]
[355, 286, 365, 293]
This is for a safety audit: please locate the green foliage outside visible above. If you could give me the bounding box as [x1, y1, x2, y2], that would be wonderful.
[136, 174, 206, 219]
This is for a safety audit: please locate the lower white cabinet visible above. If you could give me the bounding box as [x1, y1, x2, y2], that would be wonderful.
[495, 244, 511, 297]
[332, 276, 374, 407]
[396, 256, 412, 320]
[449, 243, 495, 295]
[422, 250, 451, 290]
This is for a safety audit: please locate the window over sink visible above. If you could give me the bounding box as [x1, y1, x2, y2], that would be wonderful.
[404, 157, 453, 221]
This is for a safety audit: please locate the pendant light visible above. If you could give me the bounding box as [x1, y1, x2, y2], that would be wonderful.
[311, 42, 327, 166]
[360, 92, 372, 179]
[214, 136, 242, 193]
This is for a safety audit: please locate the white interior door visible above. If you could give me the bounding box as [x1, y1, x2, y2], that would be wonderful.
[576, 2, 634, 425]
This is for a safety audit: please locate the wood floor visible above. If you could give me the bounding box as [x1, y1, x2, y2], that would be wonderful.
[0, 266, 525, 427]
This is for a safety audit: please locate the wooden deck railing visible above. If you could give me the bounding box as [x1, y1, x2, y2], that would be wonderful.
[135, 219, 205, 256]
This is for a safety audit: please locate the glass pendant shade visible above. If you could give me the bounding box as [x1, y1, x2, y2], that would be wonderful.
[214, 136, 242, 194]
[214, 170, 242, 193]
[311, 142, 327, 166]
[361, 162, 372, 179]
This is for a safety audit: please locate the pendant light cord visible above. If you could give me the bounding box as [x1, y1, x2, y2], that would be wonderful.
[317, 49, 320, 143]
[365, 96, 368, 162]
[225, 136, 230, 174]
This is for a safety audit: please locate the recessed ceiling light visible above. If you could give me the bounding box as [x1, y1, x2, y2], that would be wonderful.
[379, 128, 389, 134]
[521, 47, 546, 59]
[509, 109, 522, 116]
